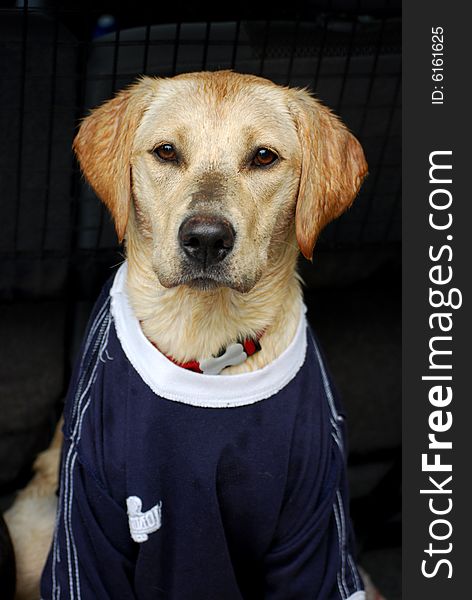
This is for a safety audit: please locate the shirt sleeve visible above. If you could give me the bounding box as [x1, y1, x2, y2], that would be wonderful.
[40, 288, 137, 599]
[263, 420, 365, 600]
[40, 435, 137, 600]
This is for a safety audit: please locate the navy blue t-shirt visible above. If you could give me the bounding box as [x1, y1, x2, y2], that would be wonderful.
[41, 264, 364, 600]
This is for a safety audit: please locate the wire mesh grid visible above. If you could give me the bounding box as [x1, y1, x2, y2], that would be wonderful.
[1, 1, 401, 300]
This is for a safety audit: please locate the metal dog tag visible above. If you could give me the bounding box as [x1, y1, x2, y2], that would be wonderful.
[200, 343, 247, 375]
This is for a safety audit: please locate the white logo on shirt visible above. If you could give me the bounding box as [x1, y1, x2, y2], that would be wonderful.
[126, 496, 162, 543]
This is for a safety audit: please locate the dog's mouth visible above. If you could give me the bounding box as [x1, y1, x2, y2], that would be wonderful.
[157, 263, 255, 294]
[184, 276, 228, 291]
[179, 269, 251, 293]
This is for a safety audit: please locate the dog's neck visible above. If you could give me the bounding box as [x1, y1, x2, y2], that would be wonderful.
[125, 229, 302, 375]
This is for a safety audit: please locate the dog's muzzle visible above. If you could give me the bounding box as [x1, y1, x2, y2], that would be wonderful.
[178, 215, 235, 268]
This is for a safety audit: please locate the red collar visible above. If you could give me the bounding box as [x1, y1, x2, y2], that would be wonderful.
[151, 335, 262, 374]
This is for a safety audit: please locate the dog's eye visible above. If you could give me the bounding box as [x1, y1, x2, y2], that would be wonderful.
[153, 143, 178, 162]
[252, 148, 278, 167]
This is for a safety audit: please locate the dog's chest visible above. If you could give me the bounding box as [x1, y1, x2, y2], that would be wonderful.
[66, 295, 341, 597]
[111, 388, 293, 556]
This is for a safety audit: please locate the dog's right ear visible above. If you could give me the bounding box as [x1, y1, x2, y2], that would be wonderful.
[73, 79, 155, 241]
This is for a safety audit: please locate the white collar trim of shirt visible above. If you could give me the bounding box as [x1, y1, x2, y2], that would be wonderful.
[110, 262, 307, 408]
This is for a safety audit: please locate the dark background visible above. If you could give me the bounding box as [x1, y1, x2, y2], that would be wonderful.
[0, 1, 401, 597]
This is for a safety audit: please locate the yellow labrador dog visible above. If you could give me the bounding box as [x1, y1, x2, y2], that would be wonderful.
[6, 71, 375, 600]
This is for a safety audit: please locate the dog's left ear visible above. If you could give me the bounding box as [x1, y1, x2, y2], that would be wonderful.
[289, 89, 368, 260]
[73, 78, 155, 241]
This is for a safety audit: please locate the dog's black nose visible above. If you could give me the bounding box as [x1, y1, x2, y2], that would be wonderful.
[179, 216, 235, 267]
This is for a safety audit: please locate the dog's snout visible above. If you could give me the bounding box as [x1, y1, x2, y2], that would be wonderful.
[179, 216, 235, 267]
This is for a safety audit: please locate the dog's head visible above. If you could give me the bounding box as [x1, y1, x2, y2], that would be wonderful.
[74, 71, 367, 293]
